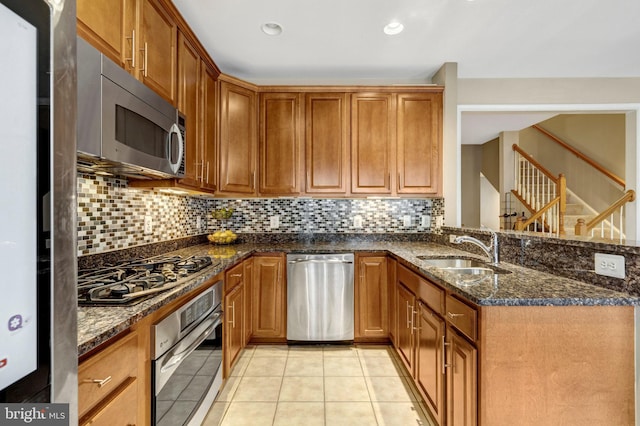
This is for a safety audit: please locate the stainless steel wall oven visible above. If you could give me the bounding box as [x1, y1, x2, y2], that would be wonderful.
[152, 281, 223, 426]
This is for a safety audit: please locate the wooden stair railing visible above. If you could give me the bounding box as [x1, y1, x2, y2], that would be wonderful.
[511, 144, 566, 235]
[575, 190, 635, 240]
[531, 124, 625, 188]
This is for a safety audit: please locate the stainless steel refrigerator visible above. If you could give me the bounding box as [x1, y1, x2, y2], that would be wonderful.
[0, 0, 78, 421]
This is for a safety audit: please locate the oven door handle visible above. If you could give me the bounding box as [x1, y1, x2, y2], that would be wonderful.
[160, 313, 218, 373]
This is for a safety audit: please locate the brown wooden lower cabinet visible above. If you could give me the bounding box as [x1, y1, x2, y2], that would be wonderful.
[78, 331, 139, 425]
[251, 254, 286, 341]
[446, 326, 477, 426]
[355, 254, 389, 341]
[395, 281, 416, 373]
[416, 301, 445, 426]
[224, 262, 245, 377]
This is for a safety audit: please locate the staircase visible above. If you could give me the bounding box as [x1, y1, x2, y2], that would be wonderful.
[510, 127, 634, 242]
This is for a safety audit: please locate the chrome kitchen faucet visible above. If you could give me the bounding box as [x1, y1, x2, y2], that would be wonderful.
[452, 229, 500, 265]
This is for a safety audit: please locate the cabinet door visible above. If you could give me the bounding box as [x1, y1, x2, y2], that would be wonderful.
[387, 257, 397, 345]
[177, 32, 201, 188]
[77, 0, 137, 73]
[446, 327, 478, 426]
[351, 93, 395, 194]
[259, 93, 302, 194]
[224, 284, 244, 376]
[219, 81, 257, 194]
[243, 258, 253, 345]
[355, 255, 388, 339]
[200, 62, 217, 191]
[396, 283, 415, 374]
[397, 93, 442, 195]
[305, 93, 349, 194]
[80, 378, 138, 426]
[252, 256, 285, 340]
[416, 302, 445, 426]
[140, 0, 176, 104]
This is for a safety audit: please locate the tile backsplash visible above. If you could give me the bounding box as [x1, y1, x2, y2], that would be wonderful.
[77, 173, 444, 256]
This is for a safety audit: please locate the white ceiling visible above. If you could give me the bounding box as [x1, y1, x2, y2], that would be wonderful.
[173, 0, 640, 144]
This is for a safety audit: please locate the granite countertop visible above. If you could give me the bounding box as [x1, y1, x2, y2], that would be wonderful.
[77, 241, 640, 356]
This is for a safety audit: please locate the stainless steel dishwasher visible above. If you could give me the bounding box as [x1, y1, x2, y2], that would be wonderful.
[287, 253, 355, 342]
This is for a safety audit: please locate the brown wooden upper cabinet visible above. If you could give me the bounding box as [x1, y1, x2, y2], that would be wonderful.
[177, 32, 200, 188]
[218, 80, 258, 195]
[259, 93, 302, 195]
[77, 0, 137, 73]
[305, 93, 350, 194]
[200, 61, 218, 191]
[77, 0, 177, 105]
[396, 93, 443, 195]
[351, 93, 396, 194]
[139, 0, 177, 104]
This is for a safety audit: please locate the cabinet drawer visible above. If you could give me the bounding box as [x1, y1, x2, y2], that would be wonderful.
[225, 262, 244, 293]
[445, 295, 477, 342]
[418, 278, 445, 316]
[397, 264, 419, 294]
[78, 331, 138, 417]
[80, 377, 137, 426]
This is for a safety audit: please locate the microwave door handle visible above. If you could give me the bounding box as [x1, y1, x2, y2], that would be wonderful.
[168, 123, 184, 174]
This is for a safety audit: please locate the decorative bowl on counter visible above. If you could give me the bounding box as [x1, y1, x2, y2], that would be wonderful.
[207, 230, 237, 245]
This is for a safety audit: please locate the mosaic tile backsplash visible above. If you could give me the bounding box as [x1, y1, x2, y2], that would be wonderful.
[77, 173, 444, 256]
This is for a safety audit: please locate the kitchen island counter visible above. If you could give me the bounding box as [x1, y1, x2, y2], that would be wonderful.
[78, 240, 639, 355]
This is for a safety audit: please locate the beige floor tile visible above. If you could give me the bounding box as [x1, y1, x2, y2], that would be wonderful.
[357, 345, 393, 358]
[389, 355, 411, 377]
[215, 375, 241, 402]
[360, 356, 404, 377]
[233, 376, 282, 402]
[230, 353, 251, 377]
[287, 346, 324, 358]
[372, 401, 435, 426]
[279, 376, 324, 401]
[323, 346, 359, 357]
[324, 376, 370, 402]
[325, 402, 378, 426]
[323, 356, 363, 376]
[243, 356, 287, 377]
[273, 402, 325, 426]
[201, 401, 230, 426]
[220, 402, 277, 426]
[252, 345, 290, 357]
[284, 357, 324, 376]
[366, 376, 416, 402]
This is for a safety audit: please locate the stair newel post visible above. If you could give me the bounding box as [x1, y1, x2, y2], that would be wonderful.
[558, 174, 566, 235]
[575, 218, 587, 236]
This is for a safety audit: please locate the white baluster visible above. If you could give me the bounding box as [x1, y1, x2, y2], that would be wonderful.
[610, 213, 614, 240]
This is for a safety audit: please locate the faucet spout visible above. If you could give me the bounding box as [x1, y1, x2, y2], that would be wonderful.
[452, 230, 500, 265]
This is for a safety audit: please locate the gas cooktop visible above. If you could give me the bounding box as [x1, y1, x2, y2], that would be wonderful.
[78, 254, 219, 306]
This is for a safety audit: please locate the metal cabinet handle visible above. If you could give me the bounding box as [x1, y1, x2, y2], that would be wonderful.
[230, 273, 242, 278]
[228, 302, 235, 328]
[140, 42, 148, 77]
[412, 309, 418, 332]
[406, 301, 410, 329]
[442, 336, 451, 375]
[84, 376, 112, 388]
[125, 29, 136, 68]
[447, 312, 464, 319]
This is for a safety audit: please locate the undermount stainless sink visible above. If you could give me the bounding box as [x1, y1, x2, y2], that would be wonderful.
[416, 257, 487, 269]
[416, 256, 512, 278]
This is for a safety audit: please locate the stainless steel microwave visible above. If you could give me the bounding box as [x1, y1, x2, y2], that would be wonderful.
[77, 37, 185, 179]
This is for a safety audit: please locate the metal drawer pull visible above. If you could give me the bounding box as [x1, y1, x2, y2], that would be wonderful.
[230, 273, 242, 278]
[85, 376, 112, 388]
[442, 336, 451, 375]
[447, 312, 464, 319]
[412, 310, 418, 332]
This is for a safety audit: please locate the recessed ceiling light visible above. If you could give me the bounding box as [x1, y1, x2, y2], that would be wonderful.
[261, 22, 283, 36]
[383, 21, 404, 36]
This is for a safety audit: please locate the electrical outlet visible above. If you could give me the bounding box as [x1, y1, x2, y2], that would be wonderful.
[421, 215, 431, 228]
[403, 215, 412, 227]
[144, 215, 153, 235]
[353, 215, 363, 228]
[270, 215, 280, 229]
[594, 253, 625, 279]
[196, 216, 202, 230]
[449, 234, 457, 243]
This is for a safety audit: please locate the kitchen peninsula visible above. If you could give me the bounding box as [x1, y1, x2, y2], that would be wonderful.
[77, 234, 639, 426]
